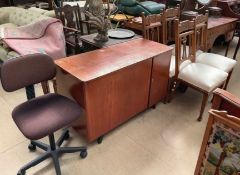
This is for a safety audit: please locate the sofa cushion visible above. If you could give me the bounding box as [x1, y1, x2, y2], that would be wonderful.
[0, 12, 9, 24]
[0, 46, 8, 61]
[43, 11, 56, 18]
[28, 7, 48, 14]
[196, 52, 237, 73]
[9, 8, 45, 26]
[124, 5, 152, 16]
[178, 63, 228, 92]
[7, 51, 20, 59]
[0, 23, 17, 29]
[120, 0, 137, 6]
[140, 1, 165, 13]
[28, 7, 56, 18]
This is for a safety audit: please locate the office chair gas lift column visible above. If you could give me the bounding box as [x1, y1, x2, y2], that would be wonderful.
[0, 54, 87, 175]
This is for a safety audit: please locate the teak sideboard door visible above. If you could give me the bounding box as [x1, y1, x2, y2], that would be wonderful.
[148, 51, 172, 107]
[83, 59, 152, 141]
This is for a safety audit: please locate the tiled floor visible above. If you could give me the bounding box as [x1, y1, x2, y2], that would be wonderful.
[0, 38, 239, 175]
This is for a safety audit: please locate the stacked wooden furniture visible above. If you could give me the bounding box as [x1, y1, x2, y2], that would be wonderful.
[217, 0, 240, 59]
[124, 6, 180, 44]
[179, 0, 238, 51]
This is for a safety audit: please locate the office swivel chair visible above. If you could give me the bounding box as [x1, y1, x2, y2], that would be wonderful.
[0, 54, 87, 175]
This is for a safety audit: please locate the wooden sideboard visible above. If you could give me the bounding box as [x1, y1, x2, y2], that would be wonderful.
[55, 38, 172, 142]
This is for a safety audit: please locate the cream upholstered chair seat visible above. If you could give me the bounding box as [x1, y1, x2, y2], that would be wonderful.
[196, 52, 237, 73]
[169, 56, 191, 77]
[178, 63, 228, 92]
[169, 44, 237, 77]
[169, 45, 204, 77]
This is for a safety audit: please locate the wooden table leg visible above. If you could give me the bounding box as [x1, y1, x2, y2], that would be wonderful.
[233, 36, 240, 60]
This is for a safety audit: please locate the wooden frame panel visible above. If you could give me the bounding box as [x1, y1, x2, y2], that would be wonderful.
[194, 109, 240, 175]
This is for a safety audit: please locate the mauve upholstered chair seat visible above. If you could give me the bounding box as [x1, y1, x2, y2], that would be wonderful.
[12, 93, 83, 140]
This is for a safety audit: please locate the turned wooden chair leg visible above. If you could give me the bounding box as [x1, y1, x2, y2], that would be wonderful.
[178, 82, 188, 93]
[223, 70, 233, 90]
[233, 36, 240, 60]
[167, 79, 178, 103]
[198, 93, 209, 122]
[165, 79, 172, 103]
[41, 81, 50, 94]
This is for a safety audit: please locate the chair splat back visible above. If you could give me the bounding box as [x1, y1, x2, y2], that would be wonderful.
[0, 54, 56, 92]
[195, 12, 208, 52]
[162, 6, 180, 44]
[174, 19, 196, 76]
[142, 12, 163, 43]
[54, 4, 84, 35]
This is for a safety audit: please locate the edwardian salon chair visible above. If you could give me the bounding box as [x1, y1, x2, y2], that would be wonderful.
[0, 54, 87, 175]
[171, 19, 228, 121]
[54, 4, 90, 54]
[169, 13, 236, 86]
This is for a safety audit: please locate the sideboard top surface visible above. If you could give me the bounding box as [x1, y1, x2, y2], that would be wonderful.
[208, 16, 238, 29]
[55, 38, 173, 82]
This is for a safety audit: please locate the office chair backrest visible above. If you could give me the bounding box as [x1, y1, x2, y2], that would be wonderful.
[1, 54, 56, 92]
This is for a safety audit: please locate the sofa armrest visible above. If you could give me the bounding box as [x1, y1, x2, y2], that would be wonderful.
[0, 12, 9, 24]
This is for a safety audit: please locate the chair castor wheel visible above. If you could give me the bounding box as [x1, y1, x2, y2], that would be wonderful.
[17, 170, 25, 175]
[28, 143, 36, 151]
[64, 131, 70, 140]
[97, 136, 103, 144]
[80, 150, 88, 159]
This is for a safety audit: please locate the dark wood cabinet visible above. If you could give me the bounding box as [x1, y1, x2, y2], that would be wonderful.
[0, 0, 10, 7]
